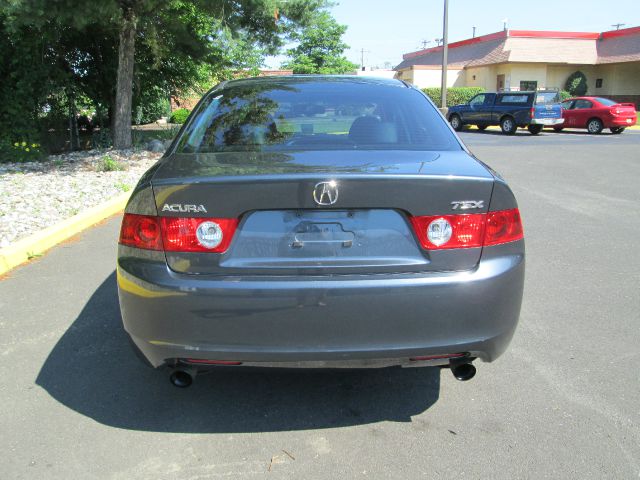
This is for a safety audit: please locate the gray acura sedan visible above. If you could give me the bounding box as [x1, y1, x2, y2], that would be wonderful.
[117, 76, 524, 387]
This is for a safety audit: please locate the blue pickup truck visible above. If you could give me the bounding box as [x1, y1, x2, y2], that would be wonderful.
[447, 90, 564, 135]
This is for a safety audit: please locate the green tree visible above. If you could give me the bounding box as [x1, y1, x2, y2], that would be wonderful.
[282, 12, 358, 74]
[1, 0, 327, 150]
[565, 71, 588, 97]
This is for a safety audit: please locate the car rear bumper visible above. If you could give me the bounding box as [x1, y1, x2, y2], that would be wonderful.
[610, 117, 636, 127]
[531, 118, 564, 125]
[117, 242, 525, 368]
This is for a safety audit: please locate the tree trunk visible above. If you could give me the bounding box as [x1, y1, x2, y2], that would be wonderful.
[113, 8, 137, 149]
[68, 90, 80, 151]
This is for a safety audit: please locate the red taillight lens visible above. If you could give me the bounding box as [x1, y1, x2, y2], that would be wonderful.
[119, 214, 238, 252]
[119, 214, 163, 250]
[484, 208, 523, 246]
[410, 209, 523, 250]
[530, 107, 535, 118]
[160, 217, 238, 253]
[410, 213, 485, 249]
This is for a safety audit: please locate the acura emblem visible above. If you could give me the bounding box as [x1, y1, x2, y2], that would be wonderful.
[313, 181, 339, 205]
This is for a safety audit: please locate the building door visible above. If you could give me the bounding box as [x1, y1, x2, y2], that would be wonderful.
[496, 74, 505, 91]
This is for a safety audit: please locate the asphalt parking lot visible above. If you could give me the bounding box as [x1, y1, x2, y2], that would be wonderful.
[1, 129, 639, 479]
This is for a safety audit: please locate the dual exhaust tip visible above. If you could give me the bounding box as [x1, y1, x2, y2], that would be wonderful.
[169, 361, 476, 388]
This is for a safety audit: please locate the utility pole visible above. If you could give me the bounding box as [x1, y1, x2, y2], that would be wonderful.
[503, 18, 508, 31]
[421, 39, 431, 49]
[360, 48, 369, 71]
[440, 0, 448, 109]
[472, 26, 476, 38]
[611, 23, 625, 30]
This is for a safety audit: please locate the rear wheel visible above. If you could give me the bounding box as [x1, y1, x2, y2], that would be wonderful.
[449, 114, 463, 131]
[610, 127, 625, 134]
[587, 118, 603, 134]
[476, 125, 487, 131]
[527, 125, 543, 135]
[500, 116, 517, 135]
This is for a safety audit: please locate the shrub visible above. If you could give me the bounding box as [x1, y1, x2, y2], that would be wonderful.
[133, 92, 171, 125]
[169, 108, 190, 124]
[559, 90, 572, 101]
[564, 71, 588, 96]
[98, 154, 124, 172]
[421, 87, 485, 107]
[91, 128, 113, 149]
[0, 139, 43, 163]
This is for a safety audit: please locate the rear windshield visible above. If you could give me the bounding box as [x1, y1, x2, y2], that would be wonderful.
[535, 92, 560, 104]
[175, 79, 460, 153]
[497, 94, 531, 105]
[594, 97, 617, 106]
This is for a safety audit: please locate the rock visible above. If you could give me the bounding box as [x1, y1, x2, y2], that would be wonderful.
[146, 139, 165, 153]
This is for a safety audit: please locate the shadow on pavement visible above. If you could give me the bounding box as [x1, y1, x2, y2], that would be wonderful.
[463, 128, 542, 136]
[36, 272, 440, 433]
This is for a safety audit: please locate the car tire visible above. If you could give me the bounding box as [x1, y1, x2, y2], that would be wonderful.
[553, 126, 564, 132]
[610, 127, 625, 134]
[500, 116, 517, 135]
[587, 118, 603, 134]
[476, 125, 487, 131]
[449, 114, 463, 131]
[527, 125, 543, 135]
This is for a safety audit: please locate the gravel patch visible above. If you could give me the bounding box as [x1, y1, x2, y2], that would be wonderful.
[0, 149, 161, 247]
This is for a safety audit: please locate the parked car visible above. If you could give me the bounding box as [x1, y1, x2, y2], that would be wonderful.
[552, 97, 637, 134]
[448, 90, 564, 135]
[118, 76, 525, 387]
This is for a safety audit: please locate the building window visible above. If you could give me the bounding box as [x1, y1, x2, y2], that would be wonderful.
[596, 78, 603, 88]
[520, 80, 538, 91]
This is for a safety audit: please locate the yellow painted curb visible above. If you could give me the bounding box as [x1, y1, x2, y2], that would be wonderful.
[0, 191, 131, 275]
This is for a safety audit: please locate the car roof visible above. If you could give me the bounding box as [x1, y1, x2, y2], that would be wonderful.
[222, 75, 408, 89]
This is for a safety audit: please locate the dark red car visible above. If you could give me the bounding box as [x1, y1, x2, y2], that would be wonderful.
[553, 96, 637, 134]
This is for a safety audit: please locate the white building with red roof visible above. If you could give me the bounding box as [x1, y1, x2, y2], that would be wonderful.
[395, 26, 640, 107]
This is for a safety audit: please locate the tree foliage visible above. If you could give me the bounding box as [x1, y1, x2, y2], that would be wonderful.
[421, 87, 485, 107]
[0, 0, 328, 155]
[565, 71, 588, 97]
[282, 12, 357, 74]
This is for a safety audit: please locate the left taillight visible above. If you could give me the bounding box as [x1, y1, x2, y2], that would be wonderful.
[160, 217, 238, 253]
[119, 214, 163, 250]
[119, 214, 238, 253]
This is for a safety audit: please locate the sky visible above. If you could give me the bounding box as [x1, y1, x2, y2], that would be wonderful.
[265, 0, 640, 69]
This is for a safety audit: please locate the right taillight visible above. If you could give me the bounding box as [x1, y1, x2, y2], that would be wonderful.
[410, 208, 523, 250]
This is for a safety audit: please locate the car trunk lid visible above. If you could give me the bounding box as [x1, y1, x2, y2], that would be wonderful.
[151, 150, 494, 275]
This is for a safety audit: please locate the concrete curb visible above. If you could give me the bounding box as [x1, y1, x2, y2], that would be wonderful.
[0, 191, 131, 275]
